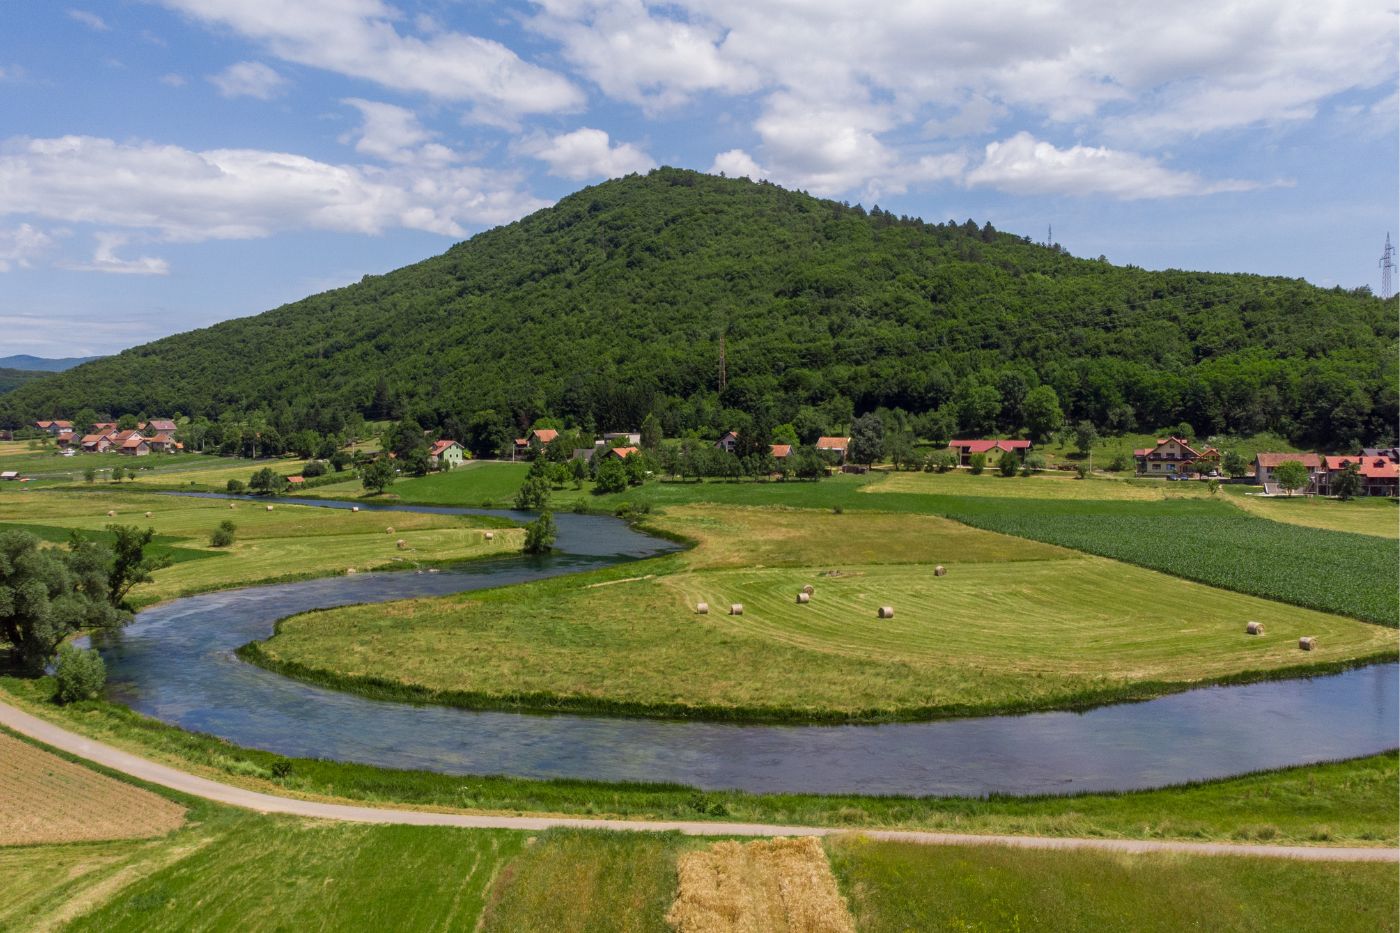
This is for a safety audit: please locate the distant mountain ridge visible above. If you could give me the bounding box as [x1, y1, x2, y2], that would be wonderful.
[0, 168, 1393, 448]
[0, 355, 104, 372]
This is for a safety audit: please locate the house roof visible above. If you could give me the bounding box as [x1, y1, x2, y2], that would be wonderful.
[608, 446, 639, 458]
[287, 476, 305, 484]
[429, 439, 460, 456]
[93, 423, 117, 430]
[52, 420, 72, 428]
[1256, 452, 1321, 468]
[34, 421, 52, 428]
[531, 429, 559, 444]
[147, 419, 177, 432]
[120, 437, 147, 449]
[149, 433, 174, 443]
[815, 436, 849, 449]
[1361, 459, 1399, 479]
[950, 439, 1031, 453]
[81, 434, 105, 444]
[770, 444, 792, 458]
[718, 430, 739, 441]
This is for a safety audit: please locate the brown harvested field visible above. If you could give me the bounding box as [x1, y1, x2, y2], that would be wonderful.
[666, 836, 855, 933]
[0, 731, 185, 845]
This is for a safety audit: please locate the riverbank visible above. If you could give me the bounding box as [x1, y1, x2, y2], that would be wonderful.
[2, 676, 1395, 847]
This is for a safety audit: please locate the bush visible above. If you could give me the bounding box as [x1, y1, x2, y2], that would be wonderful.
[998, 452, 1019, 477]
[523, 510, 557, 554]
[269, 758, 294, 779]
[302, 460, 326, 478]
[1020, 452, 1046, 476]
[969, 453, 987, 475]
[54, 645, 106, 703]
[227, 478, 246, 494]
[1075, 462, 1092, 479]
[210, 520, 236, 547]
[1107, 453, 1129, 472]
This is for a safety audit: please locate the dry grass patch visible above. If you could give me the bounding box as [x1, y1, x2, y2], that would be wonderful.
[1227, 492, 1398, 539]
[667, 836, 855, 933]
[863, 469, 1194, 501]
[0, 731, 185, 844]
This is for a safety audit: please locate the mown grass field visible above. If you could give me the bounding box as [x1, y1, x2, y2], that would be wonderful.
[257, 502, 1394, 722]
[0, 728, 185, 845]
[0, 489, 521, 604]
[826, 836, 1400, 933]
[1226, 487, 1398, 538]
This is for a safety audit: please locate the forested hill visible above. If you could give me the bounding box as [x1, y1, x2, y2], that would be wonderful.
[2, 168, 1394, 448]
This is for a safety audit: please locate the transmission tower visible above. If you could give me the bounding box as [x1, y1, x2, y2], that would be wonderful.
[1380, 233, 1395, 300]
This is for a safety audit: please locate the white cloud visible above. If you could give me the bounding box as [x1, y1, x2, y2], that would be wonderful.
[66, 9, 109, 31]
[159, 0, 583, 118]
[59, 233, 170, 276]
[160, 73, 186, 87]
[709, 148, 762, 180]
[520, 128, 655, 180]
[965, 132, 1260, 199]
[0, 135, 550, 245]
[208, 61, 288, 100]
[340, 99, 455, 165]
[0, 223, 56, 272]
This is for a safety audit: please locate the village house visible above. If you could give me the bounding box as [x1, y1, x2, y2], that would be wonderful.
[513, 428, 559, 457]
[1315, 455, 1399, 498]
[715, 430, 740, 453]
[770, 444, 791, 460]
[602, 431, 642, 446]
[145, 419, 178, 434]
[606, 446, 639, 460]
[815, 436, 851, 464]
[949, 439, 1032, 467]
[1253, 452, 1323, 493]
[92, 422, 117, 434]
[1133, 437, 1219, 477]
[146, 432, 181, 453]
[80, 434, 111, 453]
[427, 439, 465, 470]
[571, 447, 597, 463]
[34, 420, 73, 436]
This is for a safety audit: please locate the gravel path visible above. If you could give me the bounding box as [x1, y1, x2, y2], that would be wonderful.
[3, 699, 1394, 862]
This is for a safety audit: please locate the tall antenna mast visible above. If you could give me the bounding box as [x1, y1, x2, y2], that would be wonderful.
[1047, 224, 1053, 247]
[1380, 233, 1395, 300]
[718, 329, 727, 392]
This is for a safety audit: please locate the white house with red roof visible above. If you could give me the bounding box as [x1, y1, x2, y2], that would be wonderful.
[715, 430, 740, 453]
[949, 438, 1031, 467]
[815, 436, 851, 463]
[1133, 436, 1222, 477]
[427, 439, 465, 470]
[1315, 454, 1398, 498]
[1253, 452, 1323, 492]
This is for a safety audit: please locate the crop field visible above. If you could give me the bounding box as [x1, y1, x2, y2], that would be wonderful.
[1226, 489, 1397, 538]
[0, 450, 249, 483]
[826, 836, 1400, 933]
[0, 729, 186, 845]
[482, 829, 686, 933]
[863, 468, 1204, 500]
[0, 490, 521, 603]
[67, 819, 525, 933]
[258, 504, 1394, 722]
[668, 836, 855, 933]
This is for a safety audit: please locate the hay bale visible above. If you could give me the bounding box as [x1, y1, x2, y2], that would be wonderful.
[801, 584, 815, 595]
[877, 606, 894, 619]
[1246, 621, 1264, 635]
[144, 511, 152, 518]
[106, 510, 116, 517]
[1299, 636, 1317, 651]
[729, 604, 744, 616]
[385, 527, 394, 534]
[396, 539, 407, 549]
[345, 568, 357, 575]
[696, 602, 709, 614]
[796, 592, 810, 604]
[484, 531, 494, 541]
[266, 505, 274, 512]
[229, 503, 236, 509]
[934, 565, 947, 577]
[351, 506, 359, 512]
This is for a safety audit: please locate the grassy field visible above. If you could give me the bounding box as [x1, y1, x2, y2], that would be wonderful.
[1226, 487, 1397, 538]
[0, 489, 522, 604]
[0, 728, 186, 845]
[254, 502, 1394, 722]
[826, 836, 1399, 932]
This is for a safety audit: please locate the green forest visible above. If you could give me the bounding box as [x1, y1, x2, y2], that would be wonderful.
[2, 168, 1394, 449]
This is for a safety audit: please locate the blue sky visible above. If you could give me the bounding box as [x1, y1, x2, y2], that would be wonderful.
[1, 0, 1396, 358]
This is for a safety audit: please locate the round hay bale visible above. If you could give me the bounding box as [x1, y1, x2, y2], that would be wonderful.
[346, 568, 357, 575]
[385, 527, 394, 534]
[696, 602, 709, 614]
[106, 510, 116, 517]
[801, 584, 814, 595]
[396, 539, 407, 549]
[144, 511, 152, 518]
[266, 505, 274, 512]
[729, 603, 744, 616]
[934, 565, 947, 577]
[351, 506, 359, 512]
[796, 592, 810, 604]
[877, 606, 895, 619]
[1299, 636, 1317, 651]
[484, 531, 494, 541]
[229, 503, 236, 509]
[1246, 621, 1264, 635]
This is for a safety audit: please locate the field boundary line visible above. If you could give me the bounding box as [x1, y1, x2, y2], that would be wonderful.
[1, 699, 1394, 863]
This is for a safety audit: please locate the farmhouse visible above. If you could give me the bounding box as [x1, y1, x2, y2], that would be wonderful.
[33, 420, 73, 436]
[606, 445, 639, 460]
[514, 428, 559, 457]
[949, 438, 1031, 467]
[146, 432, 180, 453]
[80, 434, 112, 453]
[1254, 452, 1323, 493]
[92, 422, 117, 433]
[427, 439, 465, 470]
[145, 419, 178, 433]
[770, 444, 792, 459]
[1133, 436, 1219, 476]
[715, 430, 740, 453]
[815, 436, 851, 463]
[1316, 455, 1399, 498]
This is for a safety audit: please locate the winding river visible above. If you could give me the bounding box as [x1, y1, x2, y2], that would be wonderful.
[89, 495, 1399, 797]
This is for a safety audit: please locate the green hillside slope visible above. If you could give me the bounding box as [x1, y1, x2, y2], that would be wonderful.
[2, 168, 1394, 447]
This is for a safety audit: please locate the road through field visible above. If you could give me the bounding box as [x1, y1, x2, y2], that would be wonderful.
[4, 700, 1394, 864]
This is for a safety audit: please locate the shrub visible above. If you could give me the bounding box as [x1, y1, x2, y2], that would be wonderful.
[226, 478, 246, 494]
[523, 511, 557, 554]
[1020, 452, 1046, 476]
[54, 645, 106, 703]
[1075, 462, 1092, 479]
[302, 460, 326, 478]
[998, 451, 1019, 477]
[1107, 453, 1129, 472]
[969, 453, 987, 475]
[269, 758, 294, 779]
[210, 520, 236, 548]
